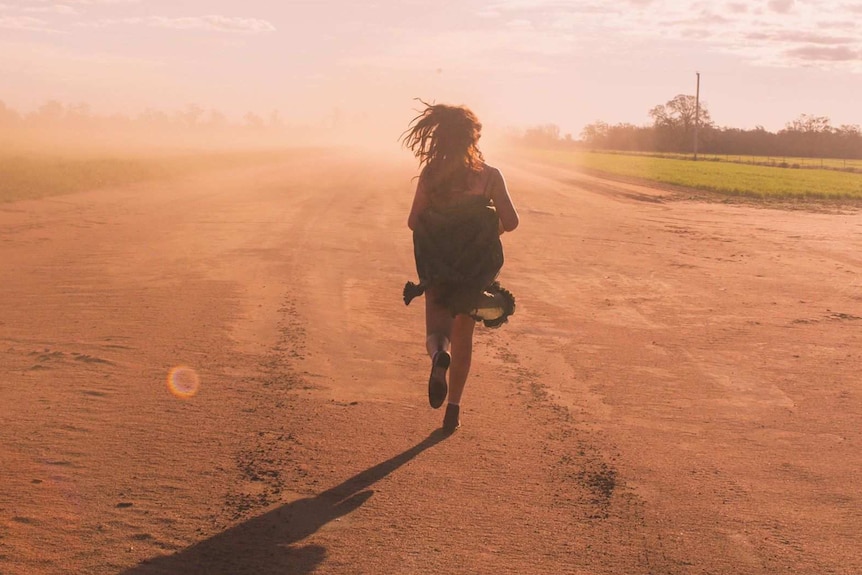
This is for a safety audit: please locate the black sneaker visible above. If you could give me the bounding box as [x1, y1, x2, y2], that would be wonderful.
[442, 403, 460, 433]
[428, 351, 450, 409]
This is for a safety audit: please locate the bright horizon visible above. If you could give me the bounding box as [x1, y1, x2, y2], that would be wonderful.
[2, 0, 862, 140]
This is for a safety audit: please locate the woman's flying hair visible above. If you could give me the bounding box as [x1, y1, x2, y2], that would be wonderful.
[401, 100, 484, 196]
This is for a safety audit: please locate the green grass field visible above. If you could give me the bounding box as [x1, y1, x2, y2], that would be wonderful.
[0, 149, 298, 204]
[528, 149, 862, 200]
[596, 150, 862, 171]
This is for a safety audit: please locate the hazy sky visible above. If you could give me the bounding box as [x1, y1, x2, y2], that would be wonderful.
[2, 0, 861, 137]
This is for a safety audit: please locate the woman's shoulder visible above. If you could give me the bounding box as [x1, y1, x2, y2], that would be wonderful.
[480, 162, 499, 175]
[478, 163, 505, 191]
[481, 163, 505, 182]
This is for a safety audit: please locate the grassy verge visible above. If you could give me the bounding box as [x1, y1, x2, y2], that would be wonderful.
[0, 149, 301, 204]
[524, 149, 862, 200]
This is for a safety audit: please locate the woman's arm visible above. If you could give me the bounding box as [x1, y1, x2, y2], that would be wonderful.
[489, 169, 519, 233]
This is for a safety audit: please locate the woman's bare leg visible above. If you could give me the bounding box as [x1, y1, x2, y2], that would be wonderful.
[425, 289, 453, 356]
[447, 314, 475, 405]
[424, 290, 454, 408]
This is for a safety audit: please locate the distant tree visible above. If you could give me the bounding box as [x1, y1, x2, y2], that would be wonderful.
[779, 114, 834, 158]
[205, 109, 228, 129]
[649, 94, 713, 130]
[522, 124, 561, 147]
[178, 104, 205, 128]
[65, 102, 93, 130]
[580, 121, 657, 151]
[784, 114, 832, 133]
[31, 100, 66, 126]
[269, 110, 284, 129]
[65, 102, 89, 117]
[0, 101, 22, 127]
[649, 94, 713, 153]
[106, 112, 133, 130]
[138, 108, 172, 130]
[243, 112, 265, 130]
[836, 124, 861, 136]
[833, 124, 862, 159]
[580, 121, 609, 146]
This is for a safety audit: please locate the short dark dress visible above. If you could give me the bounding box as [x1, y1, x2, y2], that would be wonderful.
[403, 181, 505, 316]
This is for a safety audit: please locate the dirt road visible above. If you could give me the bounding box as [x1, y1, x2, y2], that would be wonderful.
[1, 149, 860, 574]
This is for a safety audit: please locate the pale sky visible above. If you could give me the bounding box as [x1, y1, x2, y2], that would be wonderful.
[2, 0, 861, 138]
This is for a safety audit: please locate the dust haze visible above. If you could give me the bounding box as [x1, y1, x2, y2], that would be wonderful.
[0, 94, 516, 209]
[0, 93, 514, 162]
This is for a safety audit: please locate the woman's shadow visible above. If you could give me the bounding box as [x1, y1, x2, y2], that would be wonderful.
[120, 430, 450, 575]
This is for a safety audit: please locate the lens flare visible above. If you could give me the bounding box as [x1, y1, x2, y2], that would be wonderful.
[167, 366, 200, 399]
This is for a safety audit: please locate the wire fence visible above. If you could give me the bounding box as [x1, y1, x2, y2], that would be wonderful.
[595, 150, 862, 173]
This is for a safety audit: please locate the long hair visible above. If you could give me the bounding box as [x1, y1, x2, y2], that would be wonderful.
[401, 100, 484, 198]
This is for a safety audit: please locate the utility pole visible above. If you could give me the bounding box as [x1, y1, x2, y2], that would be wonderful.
[694, 72, 701, 161]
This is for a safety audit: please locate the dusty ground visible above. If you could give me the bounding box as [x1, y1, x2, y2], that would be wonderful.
[1, 149, 860, 574]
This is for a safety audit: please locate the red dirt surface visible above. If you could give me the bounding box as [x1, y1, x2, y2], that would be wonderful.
[1, 149, 860, 574]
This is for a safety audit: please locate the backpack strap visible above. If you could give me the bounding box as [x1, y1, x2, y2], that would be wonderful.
[482, 167, 495, 201]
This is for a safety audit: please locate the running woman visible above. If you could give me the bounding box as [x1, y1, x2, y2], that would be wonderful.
[402, 102, 519, 432]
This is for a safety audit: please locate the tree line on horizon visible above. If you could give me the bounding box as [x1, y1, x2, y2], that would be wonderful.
[0, 100, 293, 133]
[0, 99, 350, 151]
[518, 94, 862, 161]
[4, 97, 860, 161]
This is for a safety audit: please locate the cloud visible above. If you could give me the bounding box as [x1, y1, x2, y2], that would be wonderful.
[1, 0, 132, 15]
[478, 0, 862, 72]
[3, 0, 137, 5]
[0, 14, 59, 32]
[476, 7, 502, 18]
[767, 0, 794, 13]
[481, 0, 575, 10]
[506, 18, 533, 30]
[817, 19, 857, 29]
[3, 2, 272, 35]
[23, 4, 78, 15]
[786, 45, 859, 61]
[665, 9, 733, 27]
[146, 15, 276, 33]
[750, 30, 856, 45]
[49, 0, 140, 4]
[84, 15, 276, 33]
